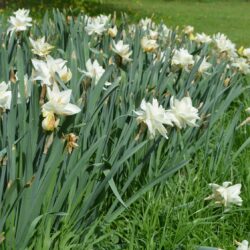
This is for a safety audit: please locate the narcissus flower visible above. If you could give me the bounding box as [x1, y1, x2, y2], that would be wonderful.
[213, 33, 237, 58]
[242, 48, 250, 60]
[111, 40, 133, 62]
[232, 58, 250, 75]
[139, 17, 155, 31]
[205, 182, 242, 208]
[196, 56, 212, 74]
[183, 25, 194, 35]
[236, 240, 250, 250]
[172, 48, 194, 71]
[141, 36, 159, 52]
[32, 56, 72, 86]
[134, 98, 174, 139]
[167, 96, 200, 129]
[85, 15, 110, 35]
[80, 59, 110, 85]
[0, 82, 12, 110]
[7, 9, 32, 34]
[29, 37, 54, 57]
[195, 32, 212, 44]
[42, 111, 60, 131]
[108, 26, 118, 38]
[42, 84, 81, 116]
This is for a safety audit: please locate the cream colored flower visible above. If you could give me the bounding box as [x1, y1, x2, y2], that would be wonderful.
[85, 15, 110, 35]
[42, 111, 60, 131]
[213, 33, 237, 58]
[196, 56, 212, 74]
[80, 59, 107, 85]
[205, 182, 243, 207]
[242, 48, 250, 60]
[236, 240, 250, 250]
[139, 17, 155, 31]
[32, 56, 72, 86]
[7, 9, 32, 34]
[29, 37, 54, 57]
[42, 84, 81, 116]
[172, 48, 194, 71]
[232, 58, 250, 75]
[149, 29, 158, 40]
[183, 25, 194, 35]
[111, 40, 132, 62]
[167, 96, 200, 129]
[141, 36, 159, 52]
[0, 81, 12, 110]
[108, 26, 118, 38]
[134, 98, 174, 139]
[195, 32, 212, 44]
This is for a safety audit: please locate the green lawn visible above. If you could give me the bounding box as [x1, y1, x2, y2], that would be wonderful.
[84, 0, 250, 46]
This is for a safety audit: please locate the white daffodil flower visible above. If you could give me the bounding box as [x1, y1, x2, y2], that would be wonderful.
[195, 32, 212, 44]
[242, 48, 250, 60]
[0, 81, 12, 110]
[108, 26, 118, 38]
[167, 96, 200, 129]
[172, 48, 194, 71]
[80, 59, 107, 85]
[232, 58, 250, 75]
[141, 36, 159, 53]
[159, 24, 172, 40]
[183, 25, 194, 35]
[236, 240, 250, 250]
[42, 84, 81, 116]
[196, 56, 212, 74]
[149, 29, 158, 40]
[111, 40, 133, 62]
[29, 37, 54, 57]
[134, 98, 174, 139]
[32, 55, 72, 86]
[85, 15, 110, 35]
[139, 17, 156, 31]
[7, 9, 32, 35]
[213, 33, 237, 59]
[205, 182, 243, 208]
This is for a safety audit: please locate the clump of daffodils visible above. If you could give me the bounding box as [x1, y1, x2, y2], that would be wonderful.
[32, 55, 72, 86]
[205, 182, 243, 208]
[171, 48, 194, 71]
[29, 37, 54, 57]
[134, 96, 200, 139]
[111, 40, 133, 63]
[7, 9, 32, 35]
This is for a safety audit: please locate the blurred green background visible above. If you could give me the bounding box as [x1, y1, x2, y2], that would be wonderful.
[1, 0, 250, 46]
